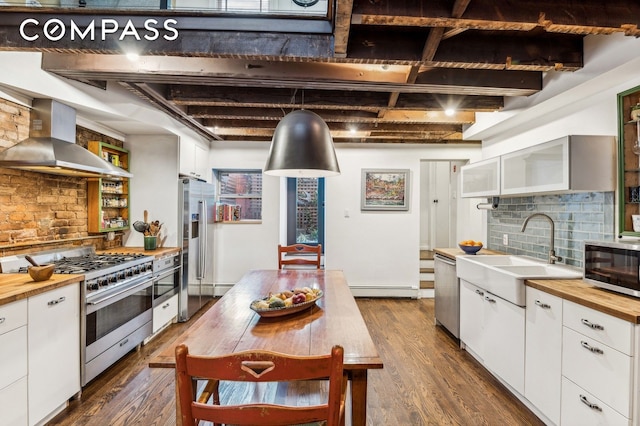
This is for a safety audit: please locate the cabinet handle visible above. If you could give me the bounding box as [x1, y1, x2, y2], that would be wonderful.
[534, 300, 551, 309]
[484, 295, 496, 303]
[0, 317, 5, 324]
[162, 303, 170, 309]
[579, 394, 602, 411]
[48, 296, 66, 306]
[475, 289, 484, 296]
[581, 319, 604, 330]
[119, 338, 129, 347]
[580, 340, 604, 355]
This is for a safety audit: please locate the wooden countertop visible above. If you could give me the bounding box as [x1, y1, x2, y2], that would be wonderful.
[527, 279, 640, 324]
[98, 246, 180, 258]
[0, 274, 83, 307]
[434, 247, 505, 259]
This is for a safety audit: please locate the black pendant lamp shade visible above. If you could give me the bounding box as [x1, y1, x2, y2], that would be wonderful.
[264, 110, 340, 177]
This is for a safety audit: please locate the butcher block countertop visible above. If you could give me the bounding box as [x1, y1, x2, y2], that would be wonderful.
[0, 274, 83, 307]
[527, 278, 640, 324]
[98, 246, 180, 258]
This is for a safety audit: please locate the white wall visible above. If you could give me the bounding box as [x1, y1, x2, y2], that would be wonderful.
[123, 134, 180, 248]
[466, 33, 640, 156]
[210, 141, 481, 297]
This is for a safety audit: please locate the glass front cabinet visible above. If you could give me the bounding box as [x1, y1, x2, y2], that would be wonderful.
[618, 85, 640, 236]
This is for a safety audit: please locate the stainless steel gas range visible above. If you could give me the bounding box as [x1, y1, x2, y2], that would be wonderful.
[0, 247, 155, 386]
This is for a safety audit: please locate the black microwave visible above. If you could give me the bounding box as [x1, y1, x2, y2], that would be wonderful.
[584, 240, 640, 298]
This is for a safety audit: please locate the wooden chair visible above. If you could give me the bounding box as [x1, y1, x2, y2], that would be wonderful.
[175, 344, 347, 426]
[278, 244, 322, 269]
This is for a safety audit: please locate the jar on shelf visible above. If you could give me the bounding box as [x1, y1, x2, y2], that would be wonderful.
[631, 103, 640, 121]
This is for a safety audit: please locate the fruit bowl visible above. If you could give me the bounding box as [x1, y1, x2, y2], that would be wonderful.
[250, 290, 323, 318]
[459, 243, 483, 255]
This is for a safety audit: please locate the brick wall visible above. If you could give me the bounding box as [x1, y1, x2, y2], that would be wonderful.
[0, 98, 124, 257]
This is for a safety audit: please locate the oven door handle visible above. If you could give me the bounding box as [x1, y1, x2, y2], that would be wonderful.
[87, 279, 152, 306]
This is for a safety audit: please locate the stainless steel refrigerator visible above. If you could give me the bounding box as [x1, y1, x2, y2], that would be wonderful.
[178, 178, 215, 321]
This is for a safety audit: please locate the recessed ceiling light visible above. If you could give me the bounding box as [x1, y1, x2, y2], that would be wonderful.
[444, 108, 455, 116]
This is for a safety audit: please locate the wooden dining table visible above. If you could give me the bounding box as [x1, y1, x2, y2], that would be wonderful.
[150, 269, 383, 426]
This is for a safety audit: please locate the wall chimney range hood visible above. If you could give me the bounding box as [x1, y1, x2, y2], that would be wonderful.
[0, 99, 132, 179]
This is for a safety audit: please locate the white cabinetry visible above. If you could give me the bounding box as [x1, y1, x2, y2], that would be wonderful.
[525, 287, 562, 425]
[561, 300, 633, 423]
[459, 279, 485, 360]
[180, 140, 210, 182]
[28, 285, 80, 426]
[483, 291, 525, 395]
[459, 279, 525, 394]
[460, 157, 500, 197]
[152, 293, 179, 333]
[0, 299, 28, 426]
[500, 135, 615, 196]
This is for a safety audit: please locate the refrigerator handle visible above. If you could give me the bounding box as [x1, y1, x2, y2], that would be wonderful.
[197, 200, 206, 279]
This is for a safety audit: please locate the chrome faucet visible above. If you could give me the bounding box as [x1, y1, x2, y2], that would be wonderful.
[520, 213, 562, 264]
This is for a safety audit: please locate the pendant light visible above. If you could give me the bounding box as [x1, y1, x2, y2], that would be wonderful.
[264, 109, 340, 177]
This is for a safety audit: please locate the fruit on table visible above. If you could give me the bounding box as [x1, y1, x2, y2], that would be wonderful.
[254, 287, 322, 310]
[460, 240, 483, 246]
[269, 299, 286, 308]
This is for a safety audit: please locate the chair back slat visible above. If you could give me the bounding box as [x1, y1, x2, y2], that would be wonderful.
[278, 244, 322, 269]
[175, 344, 346, 426]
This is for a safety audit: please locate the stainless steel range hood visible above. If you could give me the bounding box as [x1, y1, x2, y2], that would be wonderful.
[0, 99, 132, 178]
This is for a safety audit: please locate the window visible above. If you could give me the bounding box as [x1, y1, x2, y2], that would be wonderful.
[287, 177, 324, 248]
[215, 170, 262, 221]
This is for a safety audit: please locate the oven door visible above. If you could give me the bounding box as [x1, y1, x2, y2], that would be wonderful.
[584, 244, 640, 297]
[153, 265, 181, 306]
[84, 277, 153, 364]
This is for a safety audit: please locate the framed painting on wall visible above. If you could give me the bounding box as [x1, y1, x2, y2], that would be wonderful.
[361, 169, 410, 211]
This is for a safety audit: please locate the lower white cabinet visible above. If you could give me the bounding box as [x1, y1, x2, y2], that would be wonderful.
[460, 279, 525, 394]
[483, 290, 525, 395]
[561, 377, 629, 426]
[152, 293, 179, 333]
[0, 299, 28, 426]
[0, 376, 28, 426]
[525, 287, 562, 425]
[561, 300, 633, 421]
[460, 279, 485, 360]
[28, 284, 80, 426]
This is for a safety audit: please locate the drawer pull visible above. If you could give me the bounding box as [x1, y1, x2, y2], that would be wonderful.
[0, 317, 5, 324]
[162, 303, 170, 309]
[534, 300, 551, 309]
[581, 319, 604, 330]
[119, 338, 129, 347]
[484, 296, 496, 303]
[580, 394, 602, 411]
[475, 289, 484, 296]
[581, 340, 604, 355]
[48, 296, 66, 306]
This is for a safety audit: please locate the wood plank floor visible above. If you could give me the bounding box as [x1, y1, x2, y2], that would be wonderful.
[48, 298, 543, 426]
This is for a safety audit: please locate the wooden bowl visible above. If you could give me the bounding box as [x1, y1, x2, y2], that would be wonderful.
[28, 264, 55, 282]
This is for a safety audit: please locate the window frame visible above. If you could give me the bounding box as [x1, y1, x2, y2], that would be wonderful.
[286, 177, 324, 250]
[214, 169, 263, 222]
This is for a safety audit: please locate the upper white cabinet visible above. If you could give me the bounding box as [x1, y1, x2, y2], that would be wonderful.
[460, 157, 500, 197]
[180, 139, 210, 182]
[501, 135, 615, 196]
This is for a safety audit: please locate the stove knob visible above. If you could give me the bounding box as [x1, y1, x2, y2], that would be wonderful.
[146, 264, 153, 272]
[118, 271, 126, 280]
[99, 278, 108, 287]
[126, 268, 133, 277]
[133, 266, 140, 275]
[109, 275, 117, 283]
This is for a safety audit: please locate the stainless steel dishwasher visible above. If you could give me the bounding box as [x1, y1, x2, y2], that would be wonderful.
[434, 253, 459, 339]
